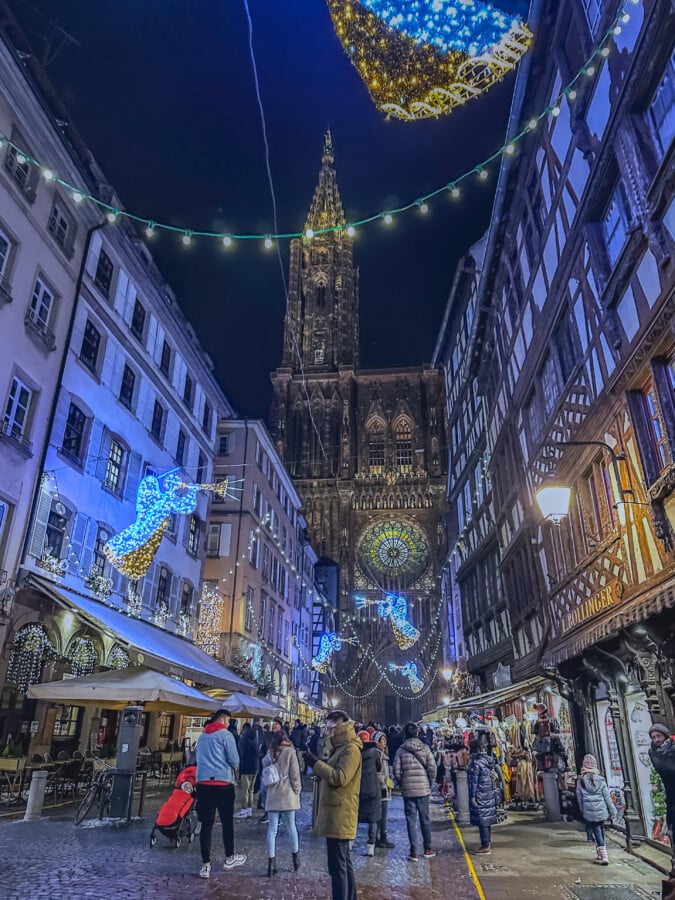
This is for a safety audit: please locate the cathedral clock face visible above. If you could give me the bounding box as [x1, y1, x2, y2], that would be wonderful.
[357, 520, 430, 587]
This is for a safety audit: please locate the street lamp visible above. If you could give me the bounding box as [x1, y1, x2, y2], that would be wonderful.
[535, 484, 573, 524]
[441, 667, 453, 682]
[330, 696, 339, 709]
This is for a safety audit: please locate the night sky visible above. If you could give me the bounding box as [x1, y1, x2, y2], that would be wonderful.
[10, 0, 530, 416]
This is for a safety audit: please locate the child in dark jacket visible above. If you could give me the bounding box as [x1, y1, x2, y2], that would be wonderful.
[357, 730, 382, 856]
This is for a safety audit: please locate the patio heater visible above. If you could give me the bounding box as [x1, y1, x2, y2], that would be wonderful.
[109, 705, 143, 819]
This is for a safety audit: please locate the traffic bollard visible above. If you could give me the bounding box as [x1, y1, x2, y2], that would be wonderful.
[24, 770, 48, 822]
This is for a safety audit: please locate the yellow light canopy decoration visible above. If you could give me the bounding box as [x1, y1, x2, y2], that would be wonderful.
[326, 0, 532, 121]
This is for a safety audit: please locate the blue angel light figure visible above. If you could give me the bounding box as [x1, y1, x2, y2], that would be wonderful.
[312, 632, 356, 674]
[355, 592, 420, 650]
[104, 469, 240, 579]
[388, 661, 424, 693]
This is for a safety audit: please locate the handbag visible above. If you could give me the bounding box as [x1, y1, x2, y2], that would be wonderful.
[262, 762, 281, 787]
[386, 776, 394, 790]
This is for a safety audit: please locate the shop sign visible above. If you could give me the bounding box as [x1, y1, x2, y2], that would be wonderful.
[560, 581, 622, 635]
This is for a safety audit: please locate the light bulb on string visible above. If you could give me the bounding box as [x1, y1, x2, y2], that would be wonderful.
[347, 225, 356, 237]
[182, 231, 193, 247]
[42, 168, 55, 181]
[264, 237, 273, 249]
[72, 191, 84, 204]
[383, 213, 393, 225]
[418, 201, 429, 214]
[222, 235, 232, 248]
[305, 228, 314, 239]
[145, 222, 156, 239]
[106, 210, 119, 224]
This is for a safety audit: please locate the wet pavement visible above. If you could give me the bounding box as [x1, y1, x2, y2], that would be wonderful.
[0, 783, 479, 900]
[0, 784, 666, 899]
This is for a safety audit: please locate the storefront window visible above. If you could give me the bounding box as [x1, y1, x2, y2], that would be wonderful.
[53, 705, 81, 737]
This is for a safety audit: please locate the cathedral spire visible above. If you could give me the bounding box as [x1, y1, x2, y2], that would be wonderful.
[305, 130, 346, 232]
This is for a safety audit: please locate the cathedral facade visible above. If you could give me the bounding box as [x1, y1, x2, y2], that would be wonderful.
[270, 135, 448, 724]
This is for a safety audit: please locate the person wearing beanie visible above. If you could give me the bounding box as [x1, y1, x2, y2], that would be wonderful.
[357, 731, 382, 857]
[576, 755, 617, 865]
[374, 731, 395, 849]
[649, 723, 675, 842]
[393, 722, 437, 861]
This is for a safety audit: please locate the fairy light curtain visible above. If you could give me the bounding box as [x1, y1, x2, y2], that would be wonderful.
[327, 0, 532, 121]
[6, 624, 56, 694]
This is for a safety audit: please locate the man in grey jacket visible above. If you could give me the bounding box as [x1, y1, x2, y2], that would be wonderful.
[393, 722, 437, 861]
[195, 708, 247, 879]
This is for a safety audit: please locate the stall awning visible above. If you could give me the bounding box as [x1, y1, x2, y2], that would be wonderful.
[427, 676, 548, 716]
[27, 575, 255, 693]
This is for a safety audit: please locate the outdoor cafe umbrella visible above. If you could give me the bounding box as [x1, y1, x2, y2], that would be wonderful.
[205, 689, 284, 718]
[27, 666, 220, 715]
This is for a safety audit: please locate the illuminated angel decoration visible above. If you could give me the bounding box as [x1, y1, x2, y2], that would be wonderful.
[388, 661, 424, 693]
[312, 632, 356, 674]
[354, 592, 420, 650]
[327, 0, 532, 121]
[105, 469, 240, 579]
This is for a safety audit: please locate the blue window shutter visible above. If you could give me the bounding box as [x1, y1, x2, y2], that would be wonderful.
[29, 490, 52, 559]
[52, 388, 71, 453]
[79, 518, 100, 580]
[68, 512, 90, 574]
[85, 419, 105, 476]
[124, 451, 143, 503]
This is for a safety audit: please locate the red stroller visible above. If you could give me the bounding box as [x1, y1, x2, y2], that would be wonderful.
[150, 765, 197, 849]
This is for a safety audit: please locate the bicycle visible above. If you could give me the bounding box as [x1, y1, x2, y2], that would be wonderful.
[74, 762, 116, 825]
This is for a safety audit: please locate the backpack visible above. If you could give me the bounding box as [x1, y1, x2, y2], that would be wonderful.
[262, 761, 281, 787]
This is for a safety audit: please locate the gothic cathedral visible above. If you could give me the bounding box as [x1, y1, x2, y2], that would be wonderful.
[270, 134, 448, 723]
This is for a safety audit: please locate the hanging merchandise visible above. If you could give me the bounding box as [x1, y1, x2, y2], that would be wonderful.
[311, 631, 357, 674]
[326, 0, 532, 121]
[388, 661, 424, 693]
[104, 469, 238, 578]
[354, 592, 420, 650]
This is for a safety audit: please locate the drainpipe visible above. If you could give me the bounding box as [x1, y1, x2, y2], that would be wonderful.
[228, 420, 249, 649]
[18, 219, 107, 575]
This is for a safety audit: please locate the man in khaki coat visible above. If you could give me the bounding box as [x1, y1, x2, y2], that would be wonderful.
[304, 710, 362, 900]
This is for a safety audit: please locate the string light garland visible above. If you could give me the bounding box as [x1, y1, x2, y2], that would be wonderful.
[109, 646, 131, 669]
[327, 0, 532, 121]
[0, 5, 635, 247]
[6, 624, 56, 694]
[195, 584, 224, 656]
[68, 636, 98, 677]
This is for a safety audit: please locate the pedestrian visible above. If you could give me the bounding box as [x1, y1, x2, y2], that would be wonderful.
[259, 718, 283, 824]
[387, 725, 402, 765]
[357, 729, 382, 856]
[291, 718, 308, 774]
[648, 723, 675, 843]
[263, 730, 302, 876]
[373, 730, 394, 849]
[393, 722, 437, 861]
[235, 723, 259, 819]
[194, 709, 247, 879]
[576, 753, 617, 865]
[467, 738, 501, 855]
[304, 710, 362, 900]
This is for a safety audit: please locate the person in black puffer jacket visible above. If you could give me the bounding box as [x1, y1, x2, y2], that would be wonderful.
[649, 723, 675, 838]
[357, 730, 382, 857]
[235, 723, 260, 819]
[467, 739, 500, 854]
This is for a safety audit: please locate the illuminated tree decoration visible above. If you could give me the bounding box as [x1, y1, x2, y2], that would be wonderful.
[125, 587, 143, 618]
[355, 592, 420, 650]
[152, 601, 169, 629]
[195, 584, 224, 657]
[312, 631, 357, 674]
[388, 660, 424, 693]
[326, 0, 532, 121]
[104, 469, 239, 579]
[6, 623, 56, 694]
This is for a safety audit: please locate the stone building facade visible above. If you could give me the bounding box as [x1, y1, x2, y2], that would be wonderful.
[271, 135, 448, 723]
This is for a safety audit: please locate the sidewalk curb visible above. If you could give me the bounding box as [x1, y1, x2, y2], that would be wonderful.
[606, 828, 672, 877]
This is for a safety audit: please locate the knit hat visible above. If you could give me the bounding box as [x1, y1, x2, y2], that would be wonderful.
[649, 723, 671, 738]
[357, 730, 371, 743]
[366, 726, 375, 737]
[581, 753, 598, 772]
[373, 731, 386, 745]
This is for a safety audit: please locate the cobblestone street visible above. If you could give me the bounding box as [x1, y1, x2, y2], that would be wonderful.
[0, 784, 667, 900]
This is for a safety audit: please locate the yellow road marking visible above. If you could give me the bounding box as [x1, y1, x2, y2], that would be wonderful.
[445, 801, 487, 900]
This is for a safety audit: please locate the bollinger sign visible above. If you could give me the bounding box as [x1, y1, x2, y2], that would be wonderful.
[560, 581, 623, 636]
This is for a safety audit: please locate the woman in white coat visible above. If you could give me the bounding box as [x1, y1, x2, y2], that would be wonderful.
[263, 730, 302, 876]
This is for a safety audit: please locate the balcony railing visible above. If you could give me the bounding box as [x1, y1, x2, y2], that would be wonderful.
[0, 419, 33, 456]
[24, 307, 56, 351]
